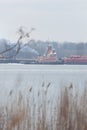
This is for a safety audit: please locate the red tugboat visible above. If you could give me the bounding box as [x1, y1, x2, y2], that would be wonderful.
[64, 55, 87, 64]
[37, 45, 63, 64]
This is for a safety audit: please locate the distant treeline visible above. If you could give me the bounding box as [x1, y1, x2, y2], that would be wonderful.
[0, 39, 87, 59]
[29, 40, 87, 58]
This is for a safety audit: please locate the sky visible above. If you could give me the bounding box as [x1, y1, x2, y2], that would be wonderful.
[0, 0, 87, 42]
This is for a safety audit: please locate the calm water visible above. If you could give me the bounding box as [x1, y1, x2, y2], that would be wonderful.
[0, 64, 87, 104]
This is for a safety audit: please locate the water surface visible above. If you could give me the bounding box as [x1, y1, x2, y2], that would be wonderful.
[0, 64, 87, 104]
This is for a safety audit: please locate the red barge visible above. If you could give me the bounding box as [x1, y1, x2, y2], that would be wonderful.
[64, 55, 87, 64]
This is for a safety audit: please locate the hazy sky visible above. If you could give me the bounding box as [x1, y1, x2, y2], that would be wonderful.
[0, 0, 87, 42]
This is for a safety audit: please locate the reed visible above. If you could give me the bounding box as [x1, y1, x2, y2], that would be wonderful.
[0, 83, 87, 130]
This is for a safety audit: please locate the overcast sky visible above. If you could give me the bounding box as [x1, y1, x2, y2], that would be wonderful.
[0, 0, 87, 42]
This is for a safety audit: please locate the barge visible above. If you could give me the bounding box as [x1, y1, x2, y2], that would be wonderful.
[64, 55, 87, 64]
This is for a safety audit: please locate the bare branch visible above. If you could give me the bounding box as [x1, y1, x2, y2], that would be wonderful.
[0, 26, 35, 59]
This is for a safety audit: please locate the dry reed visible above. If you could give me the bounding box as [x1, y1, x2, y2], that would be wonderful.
[0, 83, 87, 130]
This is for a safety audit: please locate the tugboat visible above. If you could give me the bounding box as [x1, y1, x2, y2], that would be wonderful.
[36, 45, 63, 64]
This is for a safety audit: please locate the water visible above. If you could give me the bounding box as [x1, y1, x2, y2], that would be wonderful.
[0, 64, 87, 105]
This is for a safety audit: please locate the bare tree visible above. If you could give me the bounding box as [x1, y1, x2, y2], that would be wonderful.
[0, 27, 35, 59]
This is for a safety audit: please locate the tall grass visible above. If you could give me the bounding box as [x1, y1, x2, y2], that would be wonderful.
[0, 83, 87, 130]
